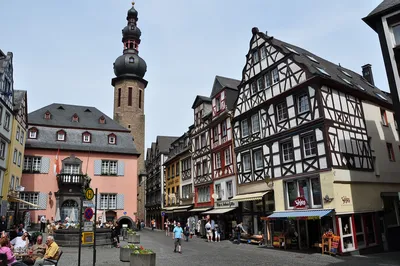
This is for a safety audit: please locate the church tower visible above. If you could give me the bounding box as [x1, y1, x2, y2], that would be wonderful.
[112, 2, 147, 176]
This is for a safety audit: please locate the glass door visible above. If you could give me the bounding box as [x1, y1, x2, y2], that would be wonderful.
[298, 220, 308, 249]
[339, 216, 355, 252]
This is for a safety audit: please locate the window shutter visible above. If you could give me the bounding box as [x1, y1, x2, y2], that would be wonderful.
[94, 160, 101, 176]
[116, 194, 124, 210]
[40, 158, 50, 174]
[117, 161, 124, 176]
[38, 192, 47, 210]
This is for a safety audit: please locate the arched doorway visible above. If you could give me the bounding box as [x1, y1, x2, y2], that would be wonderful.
[117, 216, 134, 229]
[61, 200, 78, 222]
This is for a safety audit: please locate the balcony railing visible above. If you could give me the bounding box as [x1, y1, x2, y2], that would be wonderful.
[57, 174, 86, 186]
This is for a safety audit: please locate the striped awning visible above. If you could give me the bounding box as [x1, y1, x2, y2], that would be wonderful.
[230, 192, 268, 202]
[267, 209, 334, 220]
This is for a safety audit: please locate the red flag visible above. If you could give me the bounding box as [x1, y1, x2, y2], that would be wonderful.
[54, 149, 60, 175]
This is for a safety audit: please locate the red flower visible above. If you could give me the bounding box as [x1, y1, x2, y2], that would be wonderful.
[140, 246, 144, 250]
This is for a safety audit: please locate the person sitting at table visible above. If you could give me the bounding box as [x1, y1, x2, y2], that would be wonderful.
[0, 236, 17, 265]
[10, 233, 29, 252]
[22, 235, 46, 266]
[33, 236, 59, 266]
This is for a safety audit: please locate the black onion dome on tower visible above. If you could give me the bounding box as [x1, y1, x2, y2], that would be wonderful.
[113, 2, 147, 80]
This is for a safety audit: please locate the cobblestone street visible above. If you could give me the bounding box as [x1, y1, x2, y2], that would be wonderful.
[56, 229, 400, 266]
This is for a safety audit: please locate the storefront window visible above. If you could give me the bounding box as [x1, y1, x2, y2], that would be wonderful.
[364, 214, 376, 245]
[354, 214, 365, 248]
[298, 180, 310, 205]
[311, 178, 322, 206]
[383, 196, 400, 227]
[339, 216, 355, 252]
[287, 181, 297, 207]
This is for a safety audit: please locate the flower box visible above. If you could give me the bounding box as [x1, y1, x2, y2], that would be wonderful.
[120, 246, 132, 262]
[130, 253, 156, 266]
[128, 234, 140, 244]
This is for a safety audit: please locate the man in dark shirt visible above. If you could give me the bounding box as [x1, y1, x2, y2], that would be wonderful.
[0, 216, 7, 232]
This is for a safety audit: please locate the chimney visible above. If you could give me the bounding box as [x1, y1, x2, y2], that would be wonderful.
[362, 64, 375, 85]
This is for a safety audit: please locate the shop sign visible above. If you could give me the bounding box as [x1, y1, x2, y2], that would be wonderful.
[293, 197, 307, 209]
[215, 200, 238, 208]
[341, 196, 351, 205]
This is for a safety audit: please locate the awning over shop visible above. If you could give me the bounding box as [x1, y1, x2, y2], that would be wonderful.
[8, 196, 41, 209]
[230, 192, 268, 202]
[202, 207, 236, 214]
[189, 207, 212, 213]
[172, 205, 193, 213]
[266, 209, 334, 220]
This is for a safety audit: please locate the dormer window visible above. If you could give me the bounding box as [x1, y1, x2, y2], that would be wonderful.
[72, 113, 79, 122]
[44, 111, 51, 120]
[108, 134, 116, 145]
[28, 128, 38, 139]
[56, 130, 66, 141]
[82, 132, 91, 143]
[99, 116, 106, 124]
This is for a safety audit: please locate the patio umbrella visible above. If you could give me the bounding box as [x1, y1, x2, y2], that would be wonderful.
[69, 207, 76, 223]
[55, 207, 61, 222]
[101, 209, 106, 224]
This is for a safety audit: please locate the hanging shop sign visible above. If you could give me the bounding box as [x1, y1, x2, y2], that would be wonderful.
[215, 200, 238, 208]
[293, 197, 307, 209]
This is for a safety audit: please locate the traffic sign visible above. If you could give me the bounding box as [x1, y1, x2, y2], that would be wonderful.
[161, 211, 165, 217]
[84, 208, 94, 220]
[123, 211, 127, 215]
[84, 221, 93, 232]
[83, 200, 94, 208]
[85, 188, 94, 200]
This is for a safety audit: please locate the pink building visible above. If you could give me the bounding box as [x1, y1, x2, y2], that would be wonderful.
[20, 103, 139, 228]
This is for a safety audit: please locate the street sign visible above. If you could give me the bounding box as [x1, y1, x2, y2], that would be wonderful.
[84, 208, 94, 220]
[83, 200, 94, 208]
[123, 211, 127, 215]
[161, 211, 165, 217]
[84, 221, 93, 232]
[82, 232, 94, 244]
[85, 188, 95, 200]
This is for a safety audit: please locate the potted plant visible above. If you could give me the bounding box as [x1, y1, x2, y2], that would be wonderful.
[127, 229, 140, 244]
[120, 244, 137, 262]
[130, 245, 156, 266]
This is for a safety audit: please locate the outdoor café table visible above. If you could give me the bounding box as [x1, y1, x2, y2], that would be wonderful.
[15, 253, 29, 261]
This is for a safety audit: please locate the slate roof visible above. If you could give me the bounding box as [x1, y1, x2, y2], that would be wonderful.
[254, 31, 393, 106]
[26, 126, 139, 155]
[163, 133, 190, 165]
[191, 95, 212, 109]
[156, 136, 179, 154]
[363, 0, 400, 30]
[13, 90, 26, 112]
[210, 75, 240, 98]
[26, 103, 139, 155]
[29, 103, 129, 131]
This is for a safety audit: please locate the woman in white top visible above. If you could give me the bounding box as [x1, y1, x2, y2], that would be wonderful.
[164, 219, 171, 236]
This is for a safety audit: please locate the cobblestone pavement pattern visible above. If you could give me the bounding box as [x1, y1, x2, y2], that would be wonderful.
[55, 229, 400, 266]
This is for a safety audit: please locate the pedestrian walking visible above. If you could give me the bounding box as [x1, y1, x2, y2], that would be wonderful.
[184, 224, 190, 242]
[172, 222, 183, 254]
[0, 216, 7, 233]
[235, 222, 246, 245]
[165, 219, 171, 236]
[39, 216, 46, 233]
[205, 221, 213, 242]
[214, 223, 220, 242]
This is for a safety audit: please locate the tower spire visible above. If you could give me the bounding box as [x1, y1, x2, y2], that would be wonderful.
[112, 2, 147, 84]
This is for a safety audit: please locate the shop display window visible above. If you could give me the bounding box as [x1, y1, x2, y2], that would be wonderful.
[383, 196, 400, 227]
[354, 214, 365, 248]
[339, 215, 355, 252]
[284, 178, 322, 209]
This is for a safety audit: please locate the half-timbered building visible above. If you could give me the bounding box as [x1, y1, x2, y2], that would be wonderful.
[145, 136, 178, 228]
[233, 27, 400, 253]
[190, 96, 213, 213]
[201, 76, 240, 235]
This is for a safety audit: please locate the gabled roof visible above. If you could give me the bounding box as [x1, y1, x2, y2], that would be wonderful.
[191, 95, 211, 109]
[28, 103, 130, 131]
[363, 0, 400, 30]
[156, 136, 179, 154]
[210, 75, 240, 98]
[250, 29, 392, 106]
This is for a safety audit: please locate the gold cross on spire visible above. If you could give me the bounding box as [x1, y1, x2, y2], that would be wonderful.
[132, 1, 135, 5]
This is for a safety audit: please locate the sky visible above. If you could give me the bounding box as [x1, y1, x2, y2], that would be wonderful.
[0, 0, 387, 152]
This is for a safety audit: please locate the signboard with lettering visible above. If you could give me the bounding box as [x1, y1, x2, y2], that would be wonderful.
[85, 188, 95, 200]
[83, 200, 94, 208]
[84, 221, 93, 232]
[215, 200, 238, 208]
[293, 197, 307, 209]
[82, 232, 94, 244]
